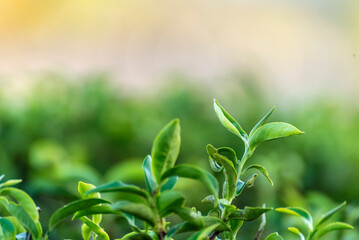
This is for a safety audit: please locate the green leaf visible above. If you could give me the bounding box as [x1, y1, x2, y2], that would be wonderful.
[0, 179, 22, 189]
[229, 206, 272, 221]
[315, 201, 346, 230]
[0, 217, 16, 240]
[151, 119, 181, 183]
[4, 216, 26, 234]
[201, 195, 215, 205]
[242, 164, 273, 186]
[113, 202, 156, 226]
[0, 174, 4, 182]
[79, 216, 109, 240]
[161, 165, 219, 200]
[78, 181, 102, 224]
[0, 187, 39, 221]
[119, 232, 152, 240]
[249, 122, 303, 151]
[173, 207, 203, 227]
[211, 152, 237, 200]
[0, 197, 41, 239]
[218, 147, 238, 171]
[265, 232, 284, 240]
[86, 181, 149, 200]
[49, 198, 110, 230]
[142, 155, 157, 194]
[213, 99, 247, 142]
[156, 191, 185, 216]
[313, 222, 353, 239]
[188, 223, 221, 240]
[160, 176, 178, 192]
[81, 224, 91, 240]
[236, 174, 258, 196]
[202, 216, 230, 232]
[249, 106, 275, 137]
[288, 227, 305, 240]
[276, 207, 313, 230]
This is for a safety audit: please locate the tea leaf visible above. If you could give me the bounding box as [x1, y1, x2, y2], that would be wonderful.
[249, 122, 303, 151]
[173, 207, 203, 227]
[188, 223, 221, 240]
[213, 99, 247, 142]
[79, 216, 109, 240]
[229, 206, 272, 221]
[151, 119, 181, 183]
[118, 232, 152, 240]
[249, 106, 275, 137]
[160, 176, 178, 192]
[236, 174, 257, 196]
[313, 222, 353, 240]
[162, 165, 218, 200]
[315, 201, 346, 230]
[0, 179, 22, 189]
[156, 191, 185, 216]
[49, 198, 110, 230]
[265, 232, 284, 240]
[288, 227, 305, 240]
[78, 181, 102, 224]
[0, 197, 41, 239]
[0, 187, 39, 221]
[113, 202, 156, 226]
[276, 207, 313, 230]
[142, 155, 157, 193]
[213, 153, 237, 200]
[0, 217, 16, 240]
[86, 181, 149, 200]
[242, 164, 273, 186]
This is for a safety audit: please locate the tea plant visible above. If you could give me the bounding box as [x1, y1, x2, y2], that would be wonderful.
[0, 99, 354, 240]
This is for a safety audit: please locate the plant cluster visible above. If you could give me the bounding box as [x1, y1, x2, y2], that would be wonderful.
[0, 100, 354, 239]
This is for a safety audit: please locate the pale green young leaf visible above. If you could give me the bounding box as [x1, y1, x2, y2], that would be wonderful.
[4, 216, 26, 234]
[315, 201, 346, 230]
[229, 206, 272, 221]
[118, 232, 152, 240]
[79, 216, 109, 240]
[213, 153, 237, 200]
[0, 179, 22, 189]
[78, 182, 102, 224]
[0, 217, 16, 240]
[213, 99, 248, 142]
[142, 155, 157, 193]
[276, 207, 313, 230]
[0, 187, 39, 221]
[265, 232, 284, 240]
[173, 207, 203, 227]
[160, 176, 178, 192]
[113, 202, 156, 226]
[249, 106, 275, 137]
[86, 181, 149, 200]
[249, 122, 303, 151]
[313, 222, 353, 240]
[236, 174, 257, 196]
[242, 164, 273, 186]
[161, 165, 219, 200]
[151, 119, 181, 183]
[0, 197, 41, 239]
[188, 223, 221, 240]
[49, 198, 110, 230]
[156, 191, 185, 216]
[81, 224, 91, 240]
[288, 227, 305, 240]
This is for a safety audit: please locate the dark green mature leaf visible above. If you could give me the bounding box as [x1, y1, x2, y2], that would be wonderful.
[142, 155, 157, 194]
[313, 222, 353, 240]
[0, 197, 41, 239]
[188, 223, 221, 240]
[249, 122, 303, 151]
[79, 216, 109, 240]
[249, 106, 275, 137]
[161, 165, 219, 200]
[86, 181, 149, 200]
[265, 232, 284, 240]
[213, 99, 247, 142]
[49, 198, 110, 230]
[202, 217, 230, 232]
[156, 191, 185, 216]
[229, 206, 272, 221]
[151, 119, 181, 183]
[315, 201, 346, 230]
[160, 176, 178, 192]
[0, 217, 16, 240]
[276, 207, 313, 230]
[288, 227, 305, 240]
[242, 164, 273, 186]
[113, 202, 156, 226]
[119, 232, 153, 240]
[236, 174, 257, 196]
[0, 187, 39, 221]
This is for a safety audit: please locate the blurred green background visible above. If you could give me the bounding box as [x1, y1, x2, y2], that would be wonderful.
[0, 0, 359, 239]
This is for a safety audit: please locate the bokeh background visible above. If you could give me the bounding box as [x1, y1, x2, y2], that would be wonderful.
[0, 0, 359, 239]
